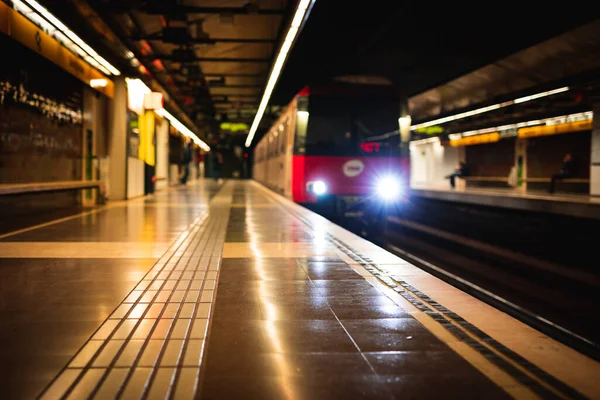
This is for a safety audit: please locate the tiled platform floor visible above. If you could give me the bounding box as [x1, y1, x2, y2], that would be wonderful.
[1, 180, 598, 399]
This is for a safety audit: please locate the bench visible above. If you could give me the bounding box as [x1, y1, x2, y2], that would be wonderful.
[0, 180, 103, 195]
[463, 177, 508, 182]
[520, 178, 590, 183]
[464, 177, 590, 184]
[457, 176, 509, 190]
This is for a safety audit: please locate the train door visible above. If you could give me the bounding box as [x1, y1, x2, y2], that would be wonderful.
[266, 132, 275, 188]
[259, 142, 266, 183]
[274, 131, 279, 189]
[284, 112, 294, 199]
[253, 142, 261, 183]
[276, 121, 286, 192]
[263, 135, 269, 185]
[273, 130, 281, 191]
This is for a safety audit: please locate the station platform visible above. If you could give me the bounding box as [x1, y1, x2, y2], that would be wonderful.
[0, 181, 598, 399]
[411, 184, 600, 220]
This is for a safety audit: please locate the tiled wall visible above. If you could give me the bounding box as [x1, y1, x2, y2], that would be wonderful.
[0, 35, 83, 184]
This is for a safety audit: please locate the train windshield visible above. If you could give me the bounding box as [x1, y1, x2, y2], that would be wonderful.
[300, 95, 401, 157]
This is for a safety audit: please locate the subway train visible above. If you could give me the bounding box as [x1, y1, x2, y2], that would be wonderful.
[253, 83, 410, 220]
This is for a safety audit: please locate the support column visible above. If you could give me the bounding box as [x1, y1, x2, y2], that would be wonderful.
[155, 116, 169, 191]
[515, 138, 527, 193]
[398, 97, 411, 159]
[107, 77, 128, 200]
[81, 89, 97, 206]
[456, 146, 466, 190]
[591, 104, 600, 195]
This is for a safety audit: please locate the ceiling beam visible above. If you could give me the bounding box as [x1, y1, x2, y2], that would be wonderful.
[213, 101, 258, 104]
[213, 95, 261, 99]
[92, 2, 285, 15]
[207, 84, 263, 88]
[154, 55, 271, 62]
[143, 5, 284, 15]
[203, 73, 265, 77]
[129, 33, 276, 44]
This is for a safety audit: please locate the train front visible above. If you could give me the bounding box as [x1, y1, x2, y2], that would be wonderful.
[291, 86, 410, 219]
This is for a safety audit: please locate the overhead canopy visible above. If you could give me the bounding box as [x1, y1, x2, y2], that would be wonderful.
[409, 19, 600, 123]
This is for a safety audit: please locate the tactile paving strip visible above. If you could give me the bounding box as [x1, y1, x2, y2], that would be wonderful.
[39, 188, 233, 400]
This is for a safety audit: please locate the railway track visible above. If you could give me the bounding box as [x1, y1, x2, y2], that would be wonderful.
[340, 198, 600, 361]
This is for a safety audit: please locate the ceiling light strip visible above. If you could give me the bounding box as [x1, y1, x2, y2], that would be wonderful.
[156, 108, 211, 152]
[12, 0, 121, 76]
[411, 86, 569, 130]
[245, 0, 315, 147]
[450, 111, 593, 139]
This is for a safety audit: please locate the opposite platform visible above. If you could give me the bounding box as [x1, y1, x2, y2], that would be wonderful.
[411, 184, 600, 220]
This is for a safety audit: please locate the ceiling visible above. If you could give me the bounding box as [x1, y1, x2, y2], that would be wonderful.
[45, 0, 294, 138]
[42, 0, 600, 145]
[272, 2, 600, 103]
[409, 19, 600, 124]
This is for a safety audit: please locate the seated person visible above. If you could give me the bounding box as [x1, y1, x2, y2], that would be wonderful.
[548, 153, 573, 194]
[446, 161, 470, 188]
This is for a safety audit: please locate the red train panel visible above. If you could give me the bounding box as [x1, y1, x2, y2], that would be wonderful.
[292, 155, 410, 203]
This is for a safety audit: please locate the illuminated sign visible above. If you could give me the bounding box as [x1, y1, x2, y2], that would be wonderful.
[220, 122, 249, 132]
[126, 78, 150, 115]
[90, 78, 108, 88]
[144, 92, 164, 110]
[518, 119, 592, 139]
[360, 142, 380, 152]
[450, 132, 500, 147]
[415, 126, 444, 135]
[343, 159, 364, 177]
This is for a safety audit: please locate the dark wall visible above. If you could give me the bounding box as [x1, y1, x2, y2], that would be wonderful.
[208, 134, 249, 179]
[169, 133, 183, 165]
[0, 34, 83, 184]
[0, 35, 84, 222]
[527, 131, 590, 178]
[465, 138, 515, 177]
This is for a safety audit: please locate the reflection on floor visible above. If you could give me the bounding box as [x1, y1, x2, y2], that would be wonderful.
[1, 180, 598, 399]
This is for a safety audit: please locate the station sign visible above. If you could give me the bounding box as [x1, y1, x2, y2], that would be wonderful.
[517, 119, 592, 139]
[126, 78, 150, 115]
[449, 132, 500, 147]
[0, 2, 114, 98]
[220, 122, 249, 133]
[415, 126, 444, 135]
[144, 92, 164, 110]
[360, 142, 380, 152]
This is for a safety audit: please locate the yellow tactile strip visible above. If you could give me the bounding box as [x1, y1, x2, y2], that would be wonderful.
[0, 242, 171, 258]
[38, 195, 232, 399]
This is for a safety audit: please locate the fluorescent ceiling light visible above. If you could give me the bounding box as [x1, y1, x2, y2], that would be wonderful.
[411, 86, 569, 130]
[244, 0, 315, 147]
[451, 111, 592, 139]
[90, 79, 108, 88]
[156, 108, 211, 152]
[12, 0, 121, 76]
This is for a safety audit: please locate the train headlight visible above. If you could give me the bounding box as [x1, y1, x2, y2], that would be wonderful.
[312, 180, 327, 195]
[376, 176, 401, 201]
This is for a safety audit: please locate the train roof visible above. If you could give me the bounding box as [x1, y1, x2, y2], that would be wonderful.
[296, 83, 403, 98]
